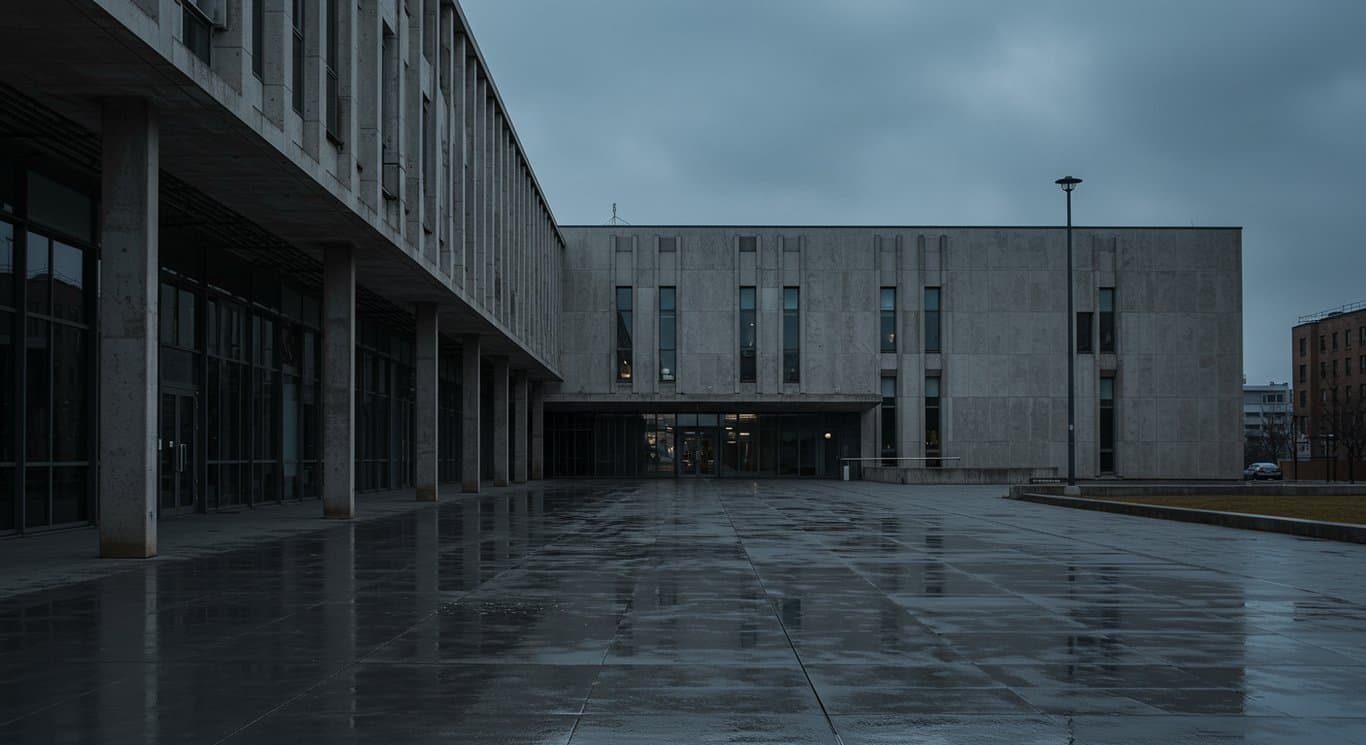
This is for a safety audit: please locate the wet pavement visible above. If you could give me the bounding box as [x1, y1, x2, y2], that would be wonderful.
[3, 480, 1366, 744]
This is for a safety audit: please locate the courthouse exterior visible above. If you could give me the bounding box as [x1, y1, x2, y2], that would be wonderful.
[546, 227, 1243, 480]
[0, 0, 1243, 554]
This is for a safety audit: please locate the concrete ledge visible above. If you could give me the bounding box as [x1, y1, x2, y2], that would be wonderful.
[866, 466, 1058, 485]
[1011, 492, 1366, 544]
[1009, 483, 1366, 499]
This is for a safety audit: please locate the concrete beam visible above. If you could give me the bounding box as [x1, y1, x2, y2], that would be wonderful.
[323, 243, 356, 518]
[512, 372, 528, 483]
[461, 335, 481, 492]
[492, 357, 510, 486]
[530, 381, 544, 480]
[414, 302, 439, 501]
[98, 98, 159, 559]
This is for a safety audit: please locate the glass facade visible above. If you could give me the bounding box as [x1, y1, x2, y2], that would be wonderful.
[0, 153, 466, 534]
[1, 159, 97, 533]
[925, 375, 942, 467]
[544, 411, 860, 479]
[615, 286, 632, 382]
[924, 287, 941, 352]
[659, 287, 676, 382]
[1099, 287, 1116, 352]
[1100, 376, 1116, 473]
[782, 287, 799, 384]
[880, 287, 896, 353]
[880, 376, 896, 465]
[739, 286, 756, 382]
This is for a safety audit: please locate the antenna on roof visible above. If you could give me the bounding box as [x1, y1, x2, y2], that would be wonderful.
[605, 202, 631, 226]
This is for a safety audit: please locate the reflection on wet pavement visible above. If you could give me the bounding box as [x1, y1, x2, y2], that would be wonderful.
[4, 480, 1366, 743]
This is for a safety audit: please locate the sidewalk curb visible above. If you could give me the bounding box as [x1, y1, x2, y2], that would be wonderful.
[1012, 492, 1366, 544]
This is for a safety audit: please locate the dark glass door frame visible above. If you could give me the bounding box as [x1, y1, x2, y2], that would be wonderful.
[158, 387, 199, 516]
[678, 428, 718, 478]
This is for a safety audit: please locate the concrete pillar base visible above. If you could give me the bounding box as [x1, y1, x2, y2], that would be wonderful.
[1063, 485, 1083, 497]
[97, 97, 159, 559]
[415, 486, 438, 502]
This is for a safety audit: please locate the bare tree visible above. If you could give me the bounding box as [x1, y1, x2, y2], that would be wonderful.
[1318, 392, 1366, 483]
[1260, 405, 1294, 464]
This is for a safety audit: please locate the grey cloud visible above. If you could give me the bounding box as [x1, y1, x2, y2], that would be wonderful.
[462, 0, 1366, 385]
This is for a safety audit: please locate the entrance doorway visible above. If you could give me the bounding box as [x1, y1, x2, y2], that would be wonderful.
[159, 390, 198, 514]
[679, 429, 717, 476]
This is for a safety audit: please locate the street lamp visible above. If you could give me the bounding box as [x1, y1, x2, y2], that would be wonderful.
[1056, 176, 1082, 494]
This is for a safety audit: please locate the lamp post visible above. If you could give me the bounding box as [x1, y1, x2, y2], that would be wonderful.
[1056, 176, 1082, 494]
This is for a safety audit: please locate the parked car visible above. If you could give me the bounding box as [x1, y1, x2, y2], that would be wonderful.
[1243, 462, 1283, 481]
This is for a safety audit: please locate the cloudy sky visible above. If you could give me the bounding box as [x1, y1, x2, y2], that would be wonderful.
[460, 1, 1365, 385]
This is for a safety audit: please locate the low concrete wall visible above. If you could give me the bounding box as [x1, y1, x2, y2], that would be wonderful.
[1008, 483, 1366, 500]
[866, 466, 1058, 485]
[1010, 492, 1366, 544]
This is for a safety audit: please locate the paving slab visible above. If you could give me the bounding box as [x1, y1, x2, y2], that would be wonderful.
[2, 480, 1366, 743]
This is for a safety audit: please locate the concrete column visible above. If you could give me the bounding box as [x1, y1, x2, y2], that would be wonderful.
[414, 303, 439, 501]
[322, 244, 356, 518]
[492, 357, 510, 486]
[461, 335, 481, 492]
[98, 98, 159, 559]
[512, 372, 528, 483]
[530, 382, 545, 479]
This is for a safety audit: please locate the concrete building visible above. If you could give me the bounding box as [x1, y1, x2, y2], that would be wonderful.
[547, 226, 1244, 481]
[1242, 381, 1291, 461]
[0, 1, 1246, 551]
[1291, 302, 1366, 463]
[0, 0, 562, 550]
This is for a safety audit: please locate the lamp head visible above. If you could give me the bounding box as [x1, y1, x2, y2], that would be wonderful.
[1055, 176, 1082, 193]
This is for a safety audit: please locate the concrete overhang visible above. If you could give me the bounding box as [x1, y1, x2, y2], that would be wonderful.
[542, 394, 882, 414]
[0, 0, 561, 381]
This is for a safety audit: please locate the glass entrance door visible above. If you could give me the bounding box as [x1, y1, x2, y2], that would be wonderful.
[159, 391, 198, 514]
[679, 429, 716, 477]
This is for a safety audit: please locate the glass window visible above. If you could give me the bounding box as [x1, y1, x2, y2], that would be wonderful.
[782, 287, 799, 383]
[0, 466, 12, 532]
[1299, 337, 1306, 357]
[52, 324, 86, 461]
[26, 318, 49, 461]
[292, 0, 305, 115]
[924, 287, 941, 353]
[1299, 364, 1306, 383]
[925, 375, 941, 467]
[880, 376, 896, 465]
[739, 286, 756, 383]
[183, 0, 213, 63]
[27, 236, 48, 316]
[0, 222, 13, 309]
[1333, 332, 1339, 351]
[1100, 375, 1116, 473]
[659, 286, 676, 382]
[0, 309, 12, 463]
[1098, 288, 1115, 352]
[880, 287, 896, 353]
[26, 173, 93, 243]
[0, 158, 14, 214]
[51, 241, 83, 323]
[738, 236, 757, 252]
[615, 287, 632, 382]
[325, 0, 339, 137]
[1076, 312, 1093, 353]
[252, 0, 265, 79]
